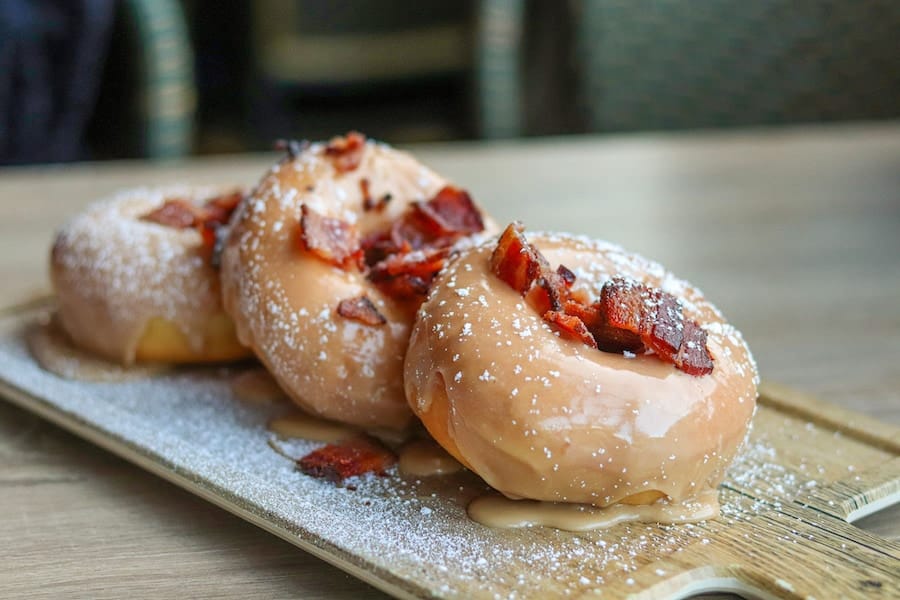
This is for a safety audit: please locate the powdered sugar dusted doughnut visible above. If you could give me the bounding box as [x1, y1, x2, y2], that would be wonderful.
[221, 133, 495, 430]
[405, 228, 758, 507]
[50, 185, 251, 365]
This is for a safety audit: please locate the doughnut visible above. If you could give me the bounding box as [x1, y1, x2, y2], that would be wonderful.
[50, 185, 252, 365]
[221, 132, 496, 431]
[405, 224, 758, 507]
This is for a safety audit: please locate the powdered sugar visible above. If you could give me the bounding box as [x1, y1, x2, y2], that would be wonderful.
[51, 185, 237, 362]
[0, 306, 861, 598]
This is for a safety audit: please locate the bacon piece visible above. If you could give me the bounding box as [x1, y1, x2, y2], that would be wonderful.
[643, 290, 685, 358]
[337, 295, 387, 326]
[359, 230, 398, 267]
[598, 277, 644, 335]
[544, 311, 598, 348]
[537, 270, 571, 312]
[413, 186, 485, 236]
[557, 264, 576, 287]
[202, 190, 244, 226]
[489, 225, 714, 376]
[142, 192, 243, 266]
[369, 247, 448, 279]
[297, 436, 396, 483]
[389, 215, 433, 252]
[374, 274, 431, 300]
[358, 178, 392, 213]
[598, 277, 714, 373]
[368, 248, 449, 301]
[360, 178, 374, 210]
[299, 204, 360, 268]
[142, 199, 201, 228]
[560, 299, 642, 353]
[324, 131, 366, 173]
[674, 320, 714, 376]
[490, 223, 544, 294]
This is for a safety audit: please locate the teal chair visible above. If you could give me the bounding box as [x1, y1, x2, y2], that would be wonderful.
[471, 0, 900, 136]
[576, 0, 900, 131]
[124, 0, 195, 157]
[91, 0, 195, 159]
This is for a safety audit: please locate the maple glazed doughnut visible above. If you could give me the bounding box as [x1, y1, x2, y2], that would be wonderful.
[50, 185, 251, 365]
[405, 224, 758, 507]
[221, 133, 495, 430]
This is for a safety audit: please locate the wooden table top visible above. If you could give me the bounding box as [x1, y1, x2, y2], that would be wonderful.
[1, 123, 898, 598]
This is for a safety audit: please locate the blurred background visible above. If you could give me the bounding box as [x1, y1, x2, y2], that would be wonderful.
[2, 0, 899, 165]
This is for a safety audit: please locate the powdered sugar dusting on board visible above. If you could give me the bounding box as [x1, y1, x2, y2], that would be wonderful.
[0, 306, 861, 598]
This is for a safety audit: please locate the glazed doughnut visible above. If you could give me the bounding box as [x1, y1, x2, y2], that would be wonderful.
[221, 133, 495, 431]
[405, 225, 758, 506]
[50, 185, 251, 365]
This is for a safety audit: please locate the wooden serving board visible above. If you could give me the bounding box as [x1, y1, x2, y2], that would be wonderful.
[0, 300, 897, 599]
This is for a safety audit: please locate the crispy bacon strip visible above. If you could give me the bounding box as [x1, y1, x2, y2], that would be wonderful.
[299, 204, 361, 268]
[360, 178, 373, 210]
[557, 264, 576, 287]
[543, 311, 598, 348]
[367, 248, 449, 301]
[490, 224, 714, 376]
[413, 185, 485, 236]
[202, 190, 244, 226]
[296, 140, 487, 306]
[359, 178, 392, 213]
[337, 295, 387, 326]
[324, 131, 366, 173]
[142, 191, 244, 265]
[199, 191, 244, 264]
[598, 277, 713, 374]
[675, 320, 715, 376]
[490, 223, 544, 294]
[142, 199, 200, 228]
[297, 436, 396, 483]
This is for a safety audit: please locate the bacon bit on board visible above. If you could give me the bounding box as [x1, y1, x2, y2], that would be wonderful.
[297, 436, 396, 483]
[336, 295, 387, 326]
[142, 199, 201, 228]
[299, 204, 361, 268]
[324, 131, 366, 173]
[489, 224, 714, 376]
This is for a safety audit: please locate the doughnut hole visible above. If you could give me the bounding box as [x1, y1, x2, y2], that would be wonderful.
[134, 313, 249, 363]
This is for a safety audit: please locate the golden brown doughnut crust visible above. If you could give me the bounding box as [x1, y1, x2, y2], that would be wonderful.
[405, 233, 758, 505]
[220, 139, 495, 430]
[50, 186, 250, 365]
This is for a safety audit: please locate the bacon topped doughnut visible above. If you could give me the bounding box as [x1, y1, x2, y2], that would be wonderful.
[405, 226, 758, 506]
[50, 186, 251, 365]
[221, 133, 495, 430]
